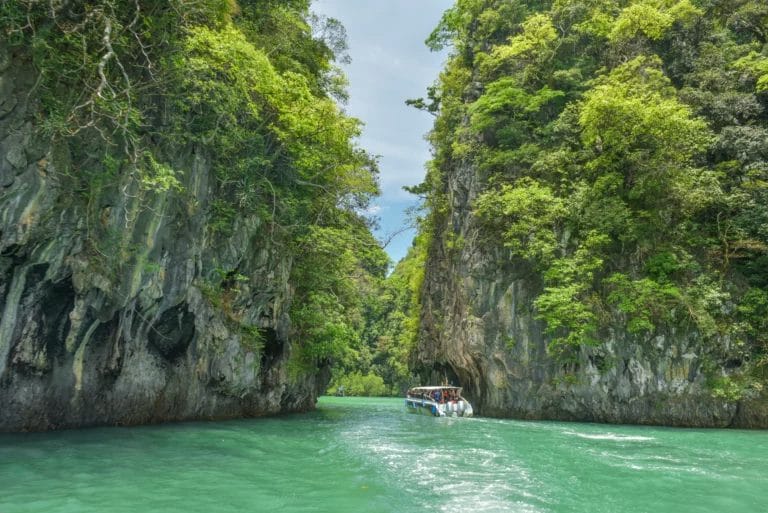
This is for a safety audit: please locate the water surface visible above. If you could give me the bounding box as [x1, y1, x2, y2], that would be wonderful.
[1, 397, 765, 512]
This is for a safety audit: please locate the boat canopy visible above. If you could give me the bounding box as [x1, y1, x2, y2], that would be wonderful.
[408, 386, 462, 393]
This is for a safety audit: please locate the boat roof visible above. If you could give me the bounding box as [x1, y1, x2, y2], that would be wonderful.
[408, 386, 462, 391]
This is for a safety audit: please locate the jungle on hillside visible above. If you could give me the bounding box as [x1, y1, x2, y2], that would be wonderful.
[408, 0, 768, 401]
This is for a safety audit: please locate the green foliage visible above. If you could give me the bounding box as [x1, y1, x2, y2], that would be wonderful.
[737, 288, 768, 341]
[609, 3, 670, 42]
[645, 252, 685, 281]
[327, 371, 390, 397]
[292, 291, 357, 362]
[178, 24, 278, 157]
[734, 51, 768, 92]
[469, 80, 565, 146]
[176, 21, 377, 226]
[2, 2, 386, 384]
[140, 153, 183, 192]
[479, 13, 559, 81]
[552, 0, 618, 38]
[534, 232, 609, 350]
[475, 178, 565, 264]
[426, 0, 487, 52]
[505, 14, 558, 57]
[578, 55, 714, 227]
[416, 0, 768, 376]
[290, 224, 389, 373]
[709, 375, 746, 402]
[209, 200, 238, 236]
[605, 274, 681, 334]
[551, 373, 581, 387]
[240, 325, 266, 355]
[329, 232, 429, 394]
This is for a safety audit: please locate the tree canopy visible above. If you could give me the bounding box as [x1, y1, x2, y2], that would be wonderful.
[414, 0, 768, 397]
[1, 0, 388, 377]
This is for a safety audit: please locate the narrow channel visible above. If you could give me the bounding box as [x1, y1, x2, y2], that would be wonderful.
[1, 398, 765, 513]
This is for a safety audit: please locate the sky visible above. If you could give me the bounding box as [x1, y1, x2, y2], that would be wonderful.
[311, 0, 453, 265]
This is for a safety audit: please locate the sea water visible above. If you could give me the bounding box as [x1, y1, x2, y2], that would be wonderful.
[1, 397, 766, 513]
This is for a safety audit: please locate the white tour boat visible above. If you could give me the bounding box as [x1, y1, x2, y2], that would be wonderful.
[405, 386, 473, 418]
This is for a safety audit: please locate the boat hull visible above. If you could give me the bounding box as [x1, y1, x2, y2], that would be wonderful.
[404, 398, 473, 418]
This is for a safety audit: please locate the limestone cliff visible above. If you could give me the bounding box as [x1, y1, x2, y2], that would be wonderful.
[411, 0, 768, 428]
[0, 45, 322, 431]
[415, 156, 768, 428]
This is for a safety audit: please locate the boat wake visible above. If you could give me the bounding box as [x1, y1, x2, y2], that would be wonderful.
[563, 431, 655, 442]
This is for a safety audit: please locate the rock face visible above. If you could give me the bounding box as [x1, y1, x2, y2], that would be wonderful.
[415, 159, 768, 429]
[0, 47, 325, 432]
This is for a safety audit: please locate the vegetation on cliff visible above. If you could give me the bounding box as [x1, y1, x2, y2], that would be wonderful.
[327, 232, 429, 396]
[411, 0, 768, 399]
[0, 1, 386, 378]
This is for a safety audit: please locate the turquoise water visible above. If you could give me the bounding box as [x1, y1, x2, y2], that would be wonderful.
[1, 397, 766, 513]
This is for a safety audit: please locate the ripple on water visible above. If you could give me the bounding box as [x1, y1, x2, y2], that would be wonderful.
[338, 411, 552, 513]
[562, 431, 656, 442]
[1, 397, 766, 513]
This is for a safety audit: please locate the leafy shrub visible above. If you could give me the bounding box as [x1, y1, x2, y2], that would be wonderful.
[328, 372, 391, 397]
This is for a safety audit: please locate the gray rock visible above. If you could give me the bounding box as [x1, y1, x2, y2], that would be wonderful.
[415, 156, 768, 428]
[5, 144, 26, 169]
[0, 45, 326, 432]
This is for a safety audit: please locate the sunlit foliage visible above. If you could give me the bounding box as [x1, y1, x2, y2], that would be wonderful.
[414, 0, 768, 396]
[1, 1, 386, 375]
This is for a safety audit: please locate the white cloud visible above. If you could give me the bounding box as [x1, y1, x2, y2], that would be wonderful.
[312, 0, 451, 261]
[363, 204, 383, 216]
